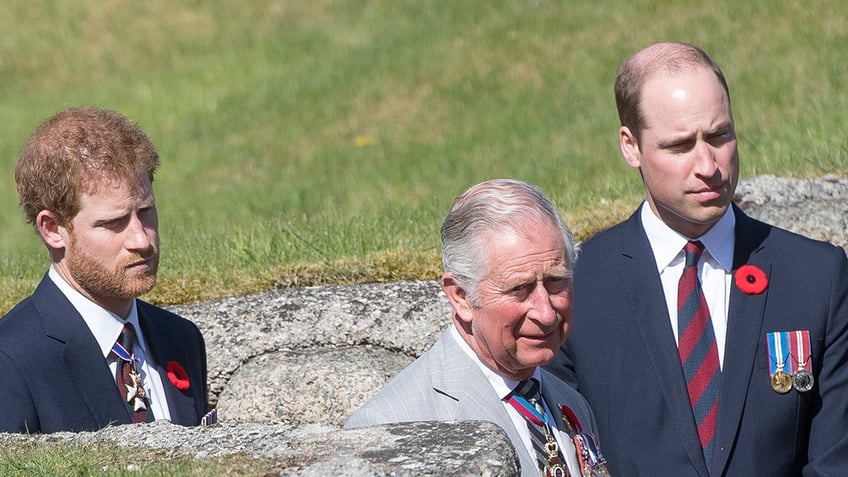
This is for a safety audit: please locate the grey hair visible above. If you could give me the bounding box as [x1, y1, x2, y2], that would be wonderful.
[440, 178, 579, 306]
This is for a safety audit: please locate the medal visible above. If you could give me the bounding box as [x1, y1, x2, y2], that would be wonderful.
[573, 433, 611, 477]
[126, 367, 148, 411]
[792, 368, 814, 392]
[770, 370, 792, 393]
[541, 425, 568, 477]
[766, 331, 792, 394]
[559, 404, 583, 435]
[790, 330, 814, 393]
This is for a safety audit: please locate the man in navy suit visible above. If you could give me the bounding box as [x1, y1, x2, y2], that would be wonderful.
[0, 107, 210, 433]
[547, 42, 848, 476]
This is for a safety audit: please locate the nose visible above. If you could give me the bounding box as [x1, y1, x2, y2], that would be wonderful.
[528, 284, 557, 325]
[125, 214, 155, 252]
[693, 141, 719, 178]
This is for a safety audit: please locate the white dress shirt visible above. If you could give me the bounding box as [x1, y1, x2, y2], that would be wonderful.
[449, 326, 581, 474]
[640, 203, 735, 369]
[48, 266, 172, 421]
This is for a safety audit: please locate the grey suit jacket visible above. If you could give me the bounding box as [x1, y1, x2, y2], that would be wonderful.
[345, 327, 600, 476]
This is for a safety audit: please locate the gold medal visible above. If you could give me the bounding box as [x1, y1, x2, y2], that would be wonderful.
[770, 370, 792, 394]
[793, 368, 814, 392]
[542, 426, 568, 477]
[543, 461, 568, 477]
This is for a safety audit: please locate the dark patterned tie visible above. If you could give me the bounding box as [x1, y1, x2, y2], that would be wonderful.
[114, 323, 151, 423]
[508, 378, 570, 476]
[677, 241, 720, 467]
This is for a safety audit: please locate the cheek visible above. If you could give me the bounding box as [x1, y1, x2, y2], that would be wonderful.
[145, 214, 160, 233]
[718, 147, 739, 170]
[551, 292, 573, 315]
[501, 303, 529, 328]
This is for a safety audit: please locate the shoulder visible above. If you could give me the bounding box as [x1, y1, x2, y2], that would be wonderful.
[0, 276, 55, 332]
[137, 301, 203, 334]
[737, 210, 846, 261]
[541, 368, 598, 432]
[541, 369, 590, 409]
[344, 353, 440, 428]
[369, 339, 446, 395]
[0, 297, 42, 348]
[577, 210, 641, 257]
[345, 331, 467, 427]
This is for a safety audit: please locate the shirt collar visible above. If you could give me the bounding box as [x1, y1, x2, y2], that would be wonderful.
[449, 325, 542, 400]
[48, 266, 147, 359]
[641, 202, 735, 272]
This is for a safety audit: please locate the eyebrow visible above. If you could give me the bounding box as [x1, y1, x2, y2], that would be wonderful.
[503, 268, 571, 287]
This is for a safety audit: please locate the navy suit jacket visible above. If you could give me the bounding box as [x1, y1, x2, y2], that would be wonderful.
[547, 204, 848, 476]
[0, 275, 209, 433]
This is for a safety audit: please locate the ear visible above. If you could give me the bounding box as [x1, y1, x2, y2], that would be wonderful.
[441, 273, 475, 325]
[619, 125, 642, 169]
[36, 210, 69, 251]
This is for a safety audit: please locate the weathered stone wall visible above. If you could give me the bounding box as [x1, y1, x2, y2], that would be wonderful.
[171, 280, 449, 425]
[734, 174, 848, 250]
[0, 420, 520, 476]
[181, 174, 848, 426]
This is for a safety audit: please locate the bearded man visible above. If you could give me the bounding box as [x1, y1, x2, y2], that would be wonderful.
[0, 106, 211, 433]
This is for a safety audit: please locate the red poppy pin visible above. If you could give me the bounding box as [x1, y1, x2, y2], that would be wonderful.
[559, 404, 583, 434]
[167, 361, 191, 391]
[735, 265, 768, 295]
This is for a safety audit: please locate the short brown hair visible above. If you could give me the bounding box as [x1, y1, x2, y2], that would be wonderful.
[614, 42, 731, 146]
[15, 106, 160, 226]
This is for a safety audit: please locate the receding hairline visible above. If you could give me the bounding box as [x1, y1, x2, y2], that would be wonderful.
[619, 42, 729, 94]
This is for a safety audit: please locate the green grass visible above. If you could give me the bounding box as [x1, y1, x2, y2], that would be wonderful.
[1, 0, 846, 471]
[0, 439, 277, 476]
[1, 1, 845, 313]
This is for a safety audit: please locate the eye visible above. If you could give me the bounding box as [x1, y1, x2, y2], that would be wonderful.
[707, 129, 735, 146]
[139, 206, 155, 217]
[99, 215, 130, 232]
[509, 282, 534, 299]
[666, 140, 695, 154]
[545, 277, 571, 295]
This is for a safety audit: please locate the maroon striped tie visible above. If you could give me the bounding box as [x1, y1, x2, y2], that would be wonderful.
[677, 241, 720, 467]
[114, 324, 150, 423]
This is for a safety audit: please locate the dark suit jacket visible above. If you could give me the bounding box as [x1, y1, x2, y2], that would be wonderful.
[346, 328, 601, 476]
[547, 204, 848, 477]
[0, 275, 209, 433]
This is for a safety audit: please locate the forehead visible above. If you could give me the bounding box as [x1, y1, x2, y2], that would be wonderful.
[77, 175, 154, 211]
[481, 223, 566, 276]
[640, 68, 732, 129]
[83, 171, 152, 195]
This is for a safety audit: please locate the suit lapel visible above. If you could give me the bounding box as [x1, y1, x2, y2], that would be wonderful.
[35, 277, 130, 428]
[429, 330, 537, 473]
[541, 383, 581, 473]
[138, 307, 198, 425]
[712, 207, 771, 475]
[620, 212, 711, 476]
[540, 373, 588, 435]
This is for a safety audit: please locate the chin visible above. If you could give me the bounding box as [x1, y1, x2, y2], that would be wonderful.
[521, 349, 558, 368]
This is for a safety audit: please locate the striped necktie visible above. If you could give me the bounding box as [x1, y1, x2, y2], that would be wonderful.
[677, 241, 721, 467]
[113, 323, 153, 423]
[506, 378, 568, 475]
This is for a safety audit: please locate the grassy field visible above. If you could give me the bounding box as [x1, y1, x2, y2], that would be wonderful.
[0, 439, 279, 476]
[0, 1, 846, 473]
[0, 1, 845, 313]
